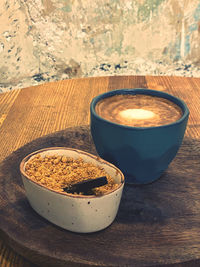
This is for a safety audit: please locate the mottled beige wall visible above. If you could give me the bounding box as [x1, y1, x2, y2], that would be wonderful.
[0, 0, 200, 92]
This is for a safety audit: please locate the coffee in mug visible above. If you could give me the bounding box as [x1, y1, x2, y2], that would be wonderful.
[90, 89, 189, 184]
[95, 94, 183, 127]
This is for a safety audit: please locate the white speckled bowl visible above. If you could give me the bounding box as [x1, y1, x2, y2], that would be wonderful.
[20, 147, 124, 233]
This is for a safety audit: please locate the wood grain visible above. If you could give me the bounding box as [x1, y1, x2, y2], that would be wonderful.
[0, 75, 199, 267]
[145, 76, 200, 138]
[1, 126, 200, 267]
[0, 89, 20, 129]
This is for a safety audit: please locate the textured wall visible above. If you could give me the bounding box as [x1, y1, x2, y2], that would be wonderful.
[0, 0, 200, 92]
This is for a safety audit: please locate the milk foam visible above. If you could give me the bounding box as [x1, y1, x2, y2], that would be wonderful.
[95, 94, 183, 127]
[119, 109, 155, 120]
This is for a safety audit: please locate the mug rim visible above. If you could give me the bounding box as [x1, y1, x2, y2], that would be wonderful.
[90, 88, 190, 130]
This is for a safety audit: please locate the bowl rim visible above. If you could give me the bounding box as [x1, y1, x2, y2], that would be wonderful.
[20, 147, 125, 199]
[90, 88, 190, 130]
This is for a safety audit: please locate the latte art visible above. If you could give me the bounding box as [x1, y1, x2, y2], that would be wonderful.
[95, 94, 183, 127]
[119, 109, 155, 120]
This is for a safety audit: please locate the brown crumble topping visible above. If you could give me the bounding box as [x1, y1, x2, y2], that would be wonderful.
[25, 154, 119, 196]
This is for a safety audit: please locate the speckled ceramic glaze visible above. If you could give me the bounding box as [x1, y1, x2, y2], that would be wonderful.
[90, 88, 189, 184]
[20, 147, 124, 233]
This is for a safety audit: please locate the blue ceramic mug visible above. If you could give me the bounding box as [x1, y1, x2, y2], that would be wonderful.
[90, 89, 189, 184]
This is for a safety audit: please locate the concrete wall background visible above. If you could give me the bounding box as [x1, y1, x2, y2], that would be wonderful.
[0, 0, 200, 92]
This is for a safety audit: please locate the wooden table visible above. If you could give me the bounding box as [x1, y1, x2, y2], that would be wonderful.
[0, 75, 200, 267]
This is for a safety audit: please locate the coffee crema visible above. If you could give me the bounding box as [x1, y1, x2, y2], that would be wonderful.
[95, 94, 183, 127]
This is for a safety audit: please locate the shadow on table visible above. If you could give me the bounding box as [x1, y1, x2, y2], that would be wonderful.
[0, 125, 200, 267]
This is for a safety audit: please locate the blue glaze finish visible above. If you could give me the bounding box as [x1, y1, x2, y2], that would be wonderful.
[90, 89, 189, 184]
